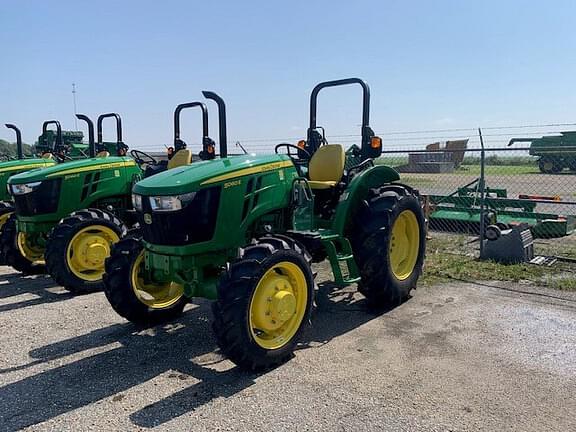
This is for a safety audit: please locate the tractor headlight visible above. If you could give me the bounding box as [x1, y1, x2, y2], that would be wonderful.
[11, 181, 42, 196]
[149, 192, 196, 212]
[132, 193, 143, 211]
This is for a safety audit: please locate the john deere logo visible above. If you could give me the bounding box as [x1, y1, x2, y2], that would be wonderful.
[143, 213, 152, 225]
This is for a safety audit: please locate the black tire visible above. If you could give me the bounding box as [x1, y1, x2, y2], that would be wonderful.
[45, 209, 127, 295]
[103, 237, 187, 325]
[0, 214, 45, 275]
[538, 157, 563, 174]
[212, 235, 314, 371]
[0, 201, 14, 265]
[350, 184, 426, 307]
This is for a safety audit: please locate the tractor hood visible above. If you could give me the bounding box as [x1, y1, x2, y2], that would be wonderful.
[133, 154, 293, 196]
[0, 158, 55, 175]
[8, 156, 137, 184]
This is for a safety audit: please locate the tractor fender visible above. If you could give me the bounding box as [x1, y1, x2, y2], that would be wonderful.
[332, 164, 400, 235]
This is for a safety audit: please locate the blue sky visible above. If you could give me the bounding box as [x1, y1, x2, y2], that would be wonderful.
[1, 0, 575, 151]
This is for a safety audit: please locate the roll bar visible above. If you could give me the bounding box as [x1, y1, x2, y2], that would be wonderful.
[42, 120, 63, 153]
[202, 91, 228, 157]
[306, 78, 378, 158]
[97, 113, 124, 154]
[76, 114, 95, 157]
[97, 113, 123, 144]
[5, 124, 23, 159]
[173, 102, 212, 156]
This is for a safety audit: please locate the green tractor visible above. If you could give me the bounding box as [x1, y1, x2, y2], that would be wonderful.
[2, 102, 219, 289]
[103, 78, 426, 370]
[0, 121, 90, 249]
[509, 132, 576, 173]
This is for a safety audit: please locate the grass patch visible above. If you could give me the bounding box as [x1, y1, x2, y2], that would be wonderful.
[422, 235, 576, 291]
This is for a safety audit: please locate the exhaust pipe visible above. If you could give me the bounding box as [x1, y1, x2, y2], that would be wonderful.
[202, 91, 228, 158]
[76, 114, 95, 158]
[5, 124, 23, 159]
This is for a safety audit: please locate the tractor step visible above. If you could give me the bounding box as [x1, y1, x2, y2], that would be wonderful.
[336, 254, 354, 261]
[321, 235, 360, 286]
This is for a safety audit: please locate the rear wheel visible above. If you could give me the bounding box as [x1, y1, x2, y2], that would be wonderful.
[539, 157, 563, 174]
[212, 236, 314, 370]
[103, 237, 187, 325]
[0, 214, 46, 274]
[350, 184, 426, 307]
[46, 209, 126, 294]
[0, 201, 14, 264]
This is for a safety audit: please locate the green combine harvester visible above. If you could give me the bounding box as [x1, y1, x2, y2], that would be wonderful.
[103, 79, 426, 370]
[2, 103, 219, 289]
[509, 132, 576, 173]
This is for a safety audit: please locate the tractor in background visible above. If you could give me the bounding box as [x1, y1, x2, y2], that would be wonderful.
[0, 121, 92, 263]
[103, 79, 426, 370]
[2, 99, 220, 292]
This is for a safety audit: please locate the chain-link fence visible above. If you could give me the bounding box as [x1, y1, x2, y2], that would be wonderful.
[376, 125, 576, 287]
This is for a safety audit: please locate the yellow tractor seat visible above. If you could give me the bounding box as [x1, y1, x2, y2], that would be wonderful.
[307, 144, 345, 190]
[41, 152, 53, 159]
[96, 151, 110, 158]
[167, 149, 192, 170]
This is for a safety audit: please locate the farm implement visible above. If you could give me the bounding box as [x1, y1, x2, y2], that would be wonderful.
[428, 178, 575, 238]
[103, 78, 426, 370]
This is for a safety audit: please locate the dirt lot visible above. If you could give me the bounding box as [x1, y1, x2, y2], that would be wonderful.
[0, 263, 575, 432]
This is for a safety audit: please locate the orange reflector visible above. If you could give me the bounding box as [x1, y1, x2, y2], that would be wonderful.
[297, 140, 306, 149]
[208, 145, 215, 153]
[371, 136, 382, 149]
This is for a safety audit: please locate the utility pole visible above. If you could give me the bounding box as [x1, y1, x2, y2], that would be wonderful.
[72, 83, 78, 129]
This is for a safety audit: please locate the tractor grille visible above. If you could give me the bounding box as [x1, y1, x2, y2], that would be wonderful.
[13, 178, 62, 216]
[139, 186, 221, 246]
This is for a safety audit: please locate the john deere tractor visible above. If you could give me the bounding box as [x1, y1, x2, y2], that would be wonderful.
[0, 121, 90, 257]
[2, 101, 220, 290]
[103, 78, 426, 370]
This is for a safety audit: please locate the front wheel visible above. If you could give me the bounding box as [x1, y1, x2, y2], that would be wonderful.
[45, 209, 126, 294]
[212, 235, 314, 371]
[350, 184, 426, 307]
[103, 237, 187, 325]
[0, 214, 46, 275]
[0, 201, 14, 264]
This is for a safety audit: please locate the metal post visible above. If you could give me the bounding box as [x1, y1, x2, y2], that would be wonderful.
[72, 83, 78, 130]
[478, 128, 486, 258]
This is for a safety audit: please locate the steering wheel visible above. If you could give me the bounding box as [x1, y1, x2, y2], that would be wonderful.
[274, 143, 311, 161]
[56, 153, 73, 162]
[130, 149, 158, 166]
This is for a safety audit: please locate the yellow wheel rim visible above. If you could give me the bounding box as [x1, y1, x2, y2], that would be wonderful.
[249, 261, 308, 350]
[66, 225, 120, 281]
[131, 251, 184, 309]
[389, 210, 420, 281]
[0, 211, 13, 230]
[17, 232, 45, 264]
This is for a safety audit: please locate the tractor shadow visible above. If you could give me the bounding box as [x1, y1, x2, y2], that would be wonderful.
[0, 271, 69, 312]
[0, 282, 392, 431]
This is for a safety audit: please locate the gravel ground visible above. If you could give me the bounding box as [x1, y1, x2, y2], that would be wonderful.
[0, 263, 575, 432]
